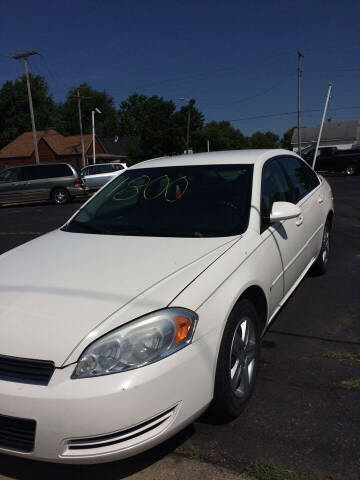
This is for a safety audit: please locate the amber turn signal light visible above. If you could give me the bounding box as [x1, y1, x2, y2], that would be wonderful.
[173, 316, 192, 343]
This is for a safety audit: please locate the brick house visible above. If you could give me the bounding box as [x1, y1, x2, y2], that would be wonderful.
[0, 128, 106, 170]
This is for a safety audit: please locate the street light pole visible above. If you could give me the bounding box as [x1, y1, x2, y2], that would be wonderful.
[313, 83, 333, 170]
[297, 50, 304, 156]
[11, 51, 40, 164]
[91, 108, 102, 164]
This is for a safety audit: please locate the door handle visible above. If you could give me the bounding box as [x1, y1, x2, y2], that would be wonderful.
[296, 215, 303, 226]
[318, 196, 324, 204]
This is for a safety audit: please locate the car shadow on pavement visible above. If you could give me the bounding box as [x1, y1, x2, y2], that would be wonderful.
[0, 425, 194, 480]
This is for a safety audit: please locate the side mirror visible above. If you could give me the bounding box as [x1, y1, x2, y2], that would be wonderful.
[270, 201, 301, 223]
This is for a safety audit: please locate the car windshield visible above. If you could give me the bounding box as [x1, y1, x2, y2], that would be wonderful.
[65, 164, 253, 237]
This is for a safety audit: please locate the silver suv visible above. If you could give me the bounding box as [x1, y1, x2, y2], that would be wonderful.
[81, 163, 127, 191]
[0, 163, 88, 206]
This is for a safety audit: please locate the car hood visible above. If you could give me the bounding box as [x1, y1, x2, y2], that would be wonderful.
[0, 230, 238, 366]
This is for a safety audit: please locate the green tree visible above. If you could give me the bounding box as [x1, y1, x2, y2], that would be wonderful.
[193, 121, 248, 152]
[58, 83, 119, 137]
[0, 74, 56, 148]
[249, 131, 279, 149]
[118, 93, 181, 162]
[280, 126, 295, 150]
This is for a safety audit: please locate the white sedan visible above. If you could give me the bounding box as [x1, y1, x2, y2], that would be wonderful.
[0, 150, 333, 464]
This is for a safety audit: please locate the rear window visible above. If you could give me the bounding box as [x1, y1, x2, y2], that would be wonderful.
[21, 164, 73, 180]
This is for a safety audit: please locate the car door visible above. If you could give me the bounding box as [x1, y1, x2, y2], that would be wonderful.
[83, 165, 103, 189]
[315, 148, 334, 171]
[92, 164, 118, 188]
[278, 156, 323, 266]
[260, 158, 309, 301]
[19, 165, 51, 202]
[0, 167, 24, 203]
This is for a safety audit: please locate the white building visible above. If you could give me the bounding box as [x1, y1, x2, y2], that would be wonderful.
[291, 119, 360, 152]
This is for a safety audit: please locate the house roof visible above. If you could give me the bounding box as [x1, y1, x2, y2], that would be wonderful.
[0, 129, 95, 158]
[100, 136, 135, 156]
[291, 119, 359, 145]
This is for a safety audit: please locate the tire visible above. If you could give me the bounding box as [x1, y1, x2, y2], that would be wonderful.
[210, 299, 260, 420]
[345, 164, 357, 176]
[311, 220, 331, 275]
[51, 188, 70, 205]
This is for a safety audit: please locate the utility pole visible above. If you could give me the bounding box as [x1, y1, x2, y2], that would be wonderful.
[11, 51, 40, 164]
[297, 50, 304, 156]
[77, 90, 86, 168]
[186, 99, 195, 154]
[71, 89, 92, 168]
[179, 97, 195, 154]
[313, 83, 333, 170]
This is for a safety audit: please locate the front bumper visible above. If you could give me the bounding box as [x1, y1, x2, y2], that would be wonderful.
[0, 333, 216, 464]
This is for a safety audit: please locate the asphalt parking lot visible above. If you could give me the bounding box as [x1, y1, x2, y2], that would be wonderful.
[0, 175, 359, 480]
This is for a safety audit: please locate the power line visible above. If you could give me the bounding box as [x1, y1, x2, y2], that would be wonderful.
[228, 105, 360, 122]
[199, 71, 297, 106]
[38, 54, 59, 86]
[57, 41, 360, 93]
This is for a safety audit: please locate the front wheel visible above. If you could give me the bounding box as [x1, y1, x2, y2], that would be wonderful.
[210, 299, 260, 420]
[345, 164, 357, 176]
[51, 188, 70, 205]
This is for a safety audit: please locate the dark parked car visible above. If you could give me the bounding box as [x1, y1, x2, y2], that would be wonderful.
[0, 163, 88, 206]
[303, 147, 360, 175]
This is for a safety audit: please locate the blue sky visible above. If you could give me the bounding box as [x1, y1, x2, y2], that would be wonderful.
[1, 0, 360, 136]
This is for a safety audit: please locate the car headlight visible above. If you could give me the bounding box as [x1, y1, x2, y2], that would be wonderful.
[72, 308, 198, 379]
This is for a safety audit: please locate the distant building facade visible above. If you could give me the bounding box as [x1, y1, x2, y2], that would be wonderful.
[291, 119, 360, 152]
[0, 129, 105, 170]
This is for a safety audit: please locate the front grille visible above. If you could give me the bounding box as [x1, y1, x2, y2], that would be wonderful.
[68, 406, 176, 451]
[0, 354, 55, 385]
[0, 414, 36, 452]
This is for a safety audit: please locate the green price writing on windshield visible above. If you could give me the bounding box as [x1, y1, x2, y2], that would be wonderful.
[107, 174, 189, 203]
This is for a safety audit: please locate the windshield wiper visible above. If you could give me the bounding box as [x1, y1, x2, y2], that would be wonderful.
[66, 220, 109, 234]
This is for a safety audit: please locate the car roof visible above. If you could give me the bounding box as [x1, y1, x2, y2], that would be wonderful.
[131, 149, 297, 169]
[7, 162, 73, 169]
[82, 162, 124, 168]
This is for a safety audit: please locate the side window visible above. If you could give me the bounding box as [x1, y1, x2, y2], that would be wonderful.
[56, 164, 72, 177]
[261, 160, 293, 230]
[42, 164, 72, 178]
[21, 166, 40, 181]
[278, 156, 320, 202]
[91, 166, 100, 175]
[0, 168, 19, 182]
[96, 164, 111, 174]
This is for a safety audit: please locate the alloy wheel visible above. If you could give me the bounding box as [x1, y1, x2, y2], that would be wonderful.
[54, 190, 67, 204]
[229, 316, 257, 398]
[322, 224, 330, 265]
[345, 165, 357, 176]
